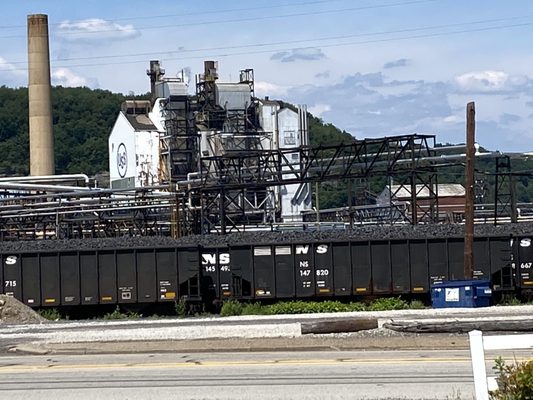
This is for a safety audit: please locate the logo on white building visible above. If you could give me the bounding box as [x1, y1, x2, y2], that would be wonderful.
[117, 143, 128, 178]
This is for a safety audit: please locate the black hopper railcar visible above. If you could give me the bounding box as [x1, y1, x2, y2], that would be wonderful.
[1, 231, 532, 310]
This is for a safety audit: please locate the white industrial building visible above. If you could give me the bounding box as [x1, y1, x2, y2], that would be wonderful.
[108, 61, 312, 223]
[258, 99, 312, 222]
[108, 100, 162, 189]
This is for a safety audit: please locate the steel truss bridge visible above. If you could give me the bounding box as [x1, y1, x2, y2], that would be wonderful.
[0, 134, 523, 240]
[178, 134, 440, 234]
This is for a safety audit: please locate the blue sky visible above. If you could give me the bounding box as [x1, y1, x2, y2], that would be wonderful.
[2, 0, 533, 151]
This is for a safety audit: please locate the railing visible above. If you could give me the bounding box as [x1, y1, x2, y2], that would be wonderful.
[469, 330, 533, 400]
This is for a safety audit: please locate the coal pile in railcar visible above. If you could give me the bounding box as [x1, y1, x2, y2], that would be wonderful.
[1, 222, 533, 253]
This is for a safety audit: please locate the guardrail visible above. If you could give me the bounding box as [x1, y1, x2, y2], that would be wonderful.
[469, 330, 533, 400]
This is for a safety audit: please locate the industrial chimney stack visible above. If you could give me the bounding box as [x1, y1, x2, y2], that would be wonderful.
[27, 14, 55, 176]
[146, 60, 165, 106]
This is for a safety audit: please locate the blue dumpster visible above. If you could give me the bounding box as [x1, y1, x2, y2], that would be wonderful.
[431, 279, 492, 308]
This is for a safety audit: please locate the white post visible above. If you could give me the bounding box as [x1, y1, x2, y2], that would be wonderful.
[469, 330, 489, 400]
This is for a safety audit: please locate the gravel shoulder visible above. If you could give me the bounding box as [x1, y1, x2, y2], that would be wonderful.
[4, 305, 532, 356]
[13, 330, 469, 355]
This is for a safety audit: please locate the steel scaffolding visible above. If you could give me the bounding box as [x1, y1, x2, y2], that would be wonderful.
[180, 134, 439, 234]
[0, 186, 173, 240]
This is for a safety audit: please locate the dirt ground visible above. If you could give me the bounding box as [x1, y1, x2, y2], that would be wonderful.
[0, 295, 46, 325]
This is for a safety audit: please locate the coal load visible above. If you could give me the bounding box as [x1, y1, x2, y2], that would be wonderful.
[0, 223, 532, 253]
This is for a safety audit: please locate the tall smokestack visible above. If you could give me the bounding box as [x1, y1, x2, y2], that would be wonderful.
[146, 60, 165, 106]
[27, 14, 54, 176]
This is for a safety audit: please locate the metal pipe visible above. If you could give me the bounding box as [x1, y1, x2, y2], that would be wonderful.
[0, 174, 90, 184]
[0, 184, 171, 203]
[0, 196, 174, 213]
[0, 203, 173, 219]
[199, 144, 495, 174]
[433, 144, 468, 152]
[0, 192, 172, 205]
[181, 172, 203, 210]
[0, 182, 93, 192]
[176, 152, 496, 187]
[304, 104, 309, 146]
[0, 198, 173, 213]
[0, 192, 174, 206]
[298, 105, 302, 147]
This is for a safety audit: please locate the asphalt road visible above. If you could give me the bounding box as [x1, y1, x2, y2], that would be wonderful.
[0, 349, 530, 400]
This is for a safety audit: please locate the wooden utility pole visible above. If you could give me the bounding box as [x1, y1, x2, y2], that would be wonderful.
[464, 102, 475, 279]
[315, 181, 320, 228]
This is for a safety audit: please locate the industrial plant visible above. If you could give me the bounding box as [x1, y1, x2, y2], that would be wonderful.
[108, 59, 312, 235]
[0, 14, 532, 312]
[0, 15, 523, 239]
[2, 44, 469, 239]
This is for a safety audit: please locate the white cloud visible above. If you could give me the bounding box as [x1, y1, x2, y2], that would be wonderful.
[289, 73, 452, 140]
[443, 115, 462, 124]
[52, 68, 90, 87]
[254, 81, 288, 98]
[454, 70, 529, 93]
[281, 69, 533, 151]
[0, 57, 25, 86]
[0, 57, 22, 74]
[383, 58, 410, 69]
[57, 19, 140, 42]
[499, 113, 521, 125]
[308, 104, 331, 117]
[315, 71, 330, 79]
[271, 48, 326, 63]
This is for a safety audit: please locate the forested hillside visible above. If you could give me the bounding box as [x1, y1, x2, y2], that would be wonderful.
[0, 86, 138, 176]
[0, 85, 532, 205]
[0, 86, 352, 177]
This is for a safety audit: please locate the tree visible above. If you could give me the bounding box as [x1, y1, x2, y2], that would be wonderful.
[0, 86, 148, 176]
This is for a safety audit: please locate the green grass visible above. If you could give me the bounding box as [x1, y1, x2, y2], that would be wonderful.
[241, 302, 268, 315]
[220, 300, 243, 317]
[499, 295, 523, 306]
[217, 297, 421, 316]
[408, 300, 427, 310]
[175, 299, 188, 317]
[37, 297, 429, 321]
[367, 297, 409, 311]
[38, 308, 63, 321]
[103, 306, 140, 320]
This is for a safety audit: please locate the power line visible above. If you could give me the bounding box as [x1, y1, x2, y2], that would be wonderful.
[1, 19, 531, 73]
[49, 15, 533, 64]
[4, 15, 533, 65]
[0, 0, 440, 39]
[0, 0, 346, 30]
[62, 0, 441, 36]
[65, 0, 345, 24]
[5, 14, 529, 67]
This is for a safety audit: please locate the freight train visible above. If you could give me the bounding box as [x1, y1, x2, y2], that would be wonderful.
[1, 224, 532, 311]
